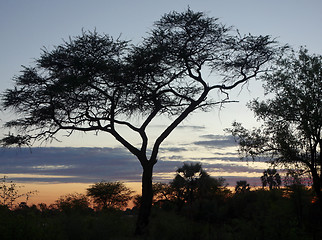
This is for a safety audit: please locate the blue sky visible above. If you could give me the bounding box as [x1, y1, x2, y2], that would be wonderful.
[0, 0, 321, 190]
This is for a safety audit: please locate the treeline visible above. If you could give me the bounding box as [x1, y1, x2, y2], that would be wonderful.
[0, 164, 321, 240]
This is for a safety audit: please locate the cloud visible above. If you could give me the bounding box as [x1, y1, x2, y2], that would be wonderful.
[193, 134, 237, 148]
[0, 147, 268, 185]
[204, 163, 263, 174]
[176, 125, 206, 130]
[0, 147, 141, 183]
[159, 146, 188, 153]
[152, 124, 206, 131]
[199, 134, 227, 139]
[219, 176, 262, 187]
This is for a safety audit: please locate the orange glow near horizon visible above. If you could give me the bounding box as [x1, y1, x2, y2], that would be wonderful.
[14, 182, 142, 207]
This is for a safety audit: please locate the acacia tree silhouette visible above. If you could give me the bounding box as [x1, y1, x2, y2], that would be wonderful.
[86, 181, 133, 210]
[0, 9, 281, 234]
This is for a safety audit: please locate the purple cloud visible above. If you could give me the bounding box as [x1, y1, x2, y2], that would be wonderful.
[0, 147, 268, 185]
[194, 134, 237, 148]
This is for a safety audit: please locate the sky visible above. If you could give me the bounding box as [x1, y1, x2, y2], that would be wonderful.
[0, 0, 322, 205]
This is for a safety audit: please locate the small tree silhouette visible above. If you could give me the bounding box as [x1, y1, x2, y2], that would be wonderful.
[0, 176, 37, 209]
[171, 163, 227, 205]
[86, 181, 133, 210]
[260, 169, 281, 190]
[55, 193, 90, 213]
[171, 163, 206, 204]
[235, 180, 251, 193]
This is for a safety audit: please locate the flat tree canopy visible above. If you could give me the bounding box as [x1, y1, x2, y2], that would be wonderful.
[0, 9, 282, 234]
[86, 181, 133, 209]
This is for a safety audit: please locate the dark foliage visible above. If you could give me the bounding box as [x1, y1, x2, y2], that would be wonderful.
[261, 168, 282, 190]
[228, 48, 322, 208]
[235, 180, 251, 193]
[1, 8, 283, 234]
[86, 181, 133, 210]
[0, 187, 321, 240]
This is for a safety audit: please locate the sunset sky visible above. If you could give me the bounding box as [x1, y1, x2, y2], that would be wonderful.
[0, 0, 321, 205]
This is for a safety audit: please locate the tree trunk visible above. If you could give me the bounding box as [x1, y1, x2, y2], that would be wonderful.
[310, 167, 322, 216]
[135, 162, 154, 236]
